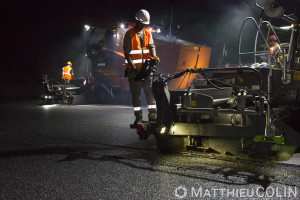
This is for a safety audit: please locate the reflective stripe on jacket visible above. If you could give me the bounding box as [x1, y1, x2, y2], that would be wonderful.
[270, 45, 281, 55]
[62, 65, 72, 80]
[125, 28, 152, 69]
[270, 47, 275, 54]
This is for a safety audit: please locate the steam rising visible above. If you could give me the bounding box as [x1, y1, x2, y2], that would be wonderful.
[38, 29, 88, 81]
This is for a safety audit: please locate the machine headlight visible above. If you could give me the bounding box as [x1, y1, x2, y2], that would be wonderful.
[160, 126, 167, 134]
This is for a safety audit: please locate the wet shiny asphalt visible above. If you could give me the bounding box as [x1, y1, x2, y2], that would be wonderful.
[0, 101, 300, 199]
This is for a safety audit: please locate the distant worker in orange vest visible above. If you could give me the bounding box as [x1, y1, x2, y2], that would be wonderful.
[123, 9, 160, 127]
[62, 61, 74, 84]
[268, 35, 281, 55]
[268, 35, 282, 64]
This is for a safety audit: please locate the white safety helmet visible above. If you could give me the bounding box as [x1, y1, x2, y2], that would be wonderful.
[135, 9, 150, 25]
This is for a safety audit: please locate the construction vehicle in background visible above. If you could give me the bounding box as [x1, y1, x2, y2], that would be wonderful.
[85, 22, 212, 104]
[41, 75, 87, 105]
[135, 0, 300, 162]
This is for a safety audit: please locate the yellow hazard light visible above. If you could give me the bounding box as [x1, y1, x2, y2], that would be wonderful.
[238, 77, 244, 83]
[294, 71, 300, 81]
[190, 101, 197, 107]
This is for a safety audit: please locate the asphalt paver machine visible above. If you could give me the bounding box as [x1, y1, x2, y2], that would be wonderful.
[137, 0, 300, 162]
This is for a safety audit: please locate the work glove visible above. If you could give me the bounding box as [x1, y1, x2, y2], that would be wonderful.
[154, 56, 160, 64]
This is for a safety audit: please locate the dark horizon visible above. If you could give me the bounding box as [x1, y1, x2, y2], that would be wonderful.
[2, 0, 299, 86]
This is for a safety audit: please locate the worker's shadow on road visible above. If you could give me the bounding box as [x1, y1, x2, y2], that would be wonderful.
[0, 145, 115, 161]
[0, 144, 290, 190]
[56, 148, 282, 190]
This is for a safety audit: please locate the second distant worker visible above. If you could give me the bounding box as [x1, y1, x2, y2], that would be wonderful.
[62, 61, 74, 84]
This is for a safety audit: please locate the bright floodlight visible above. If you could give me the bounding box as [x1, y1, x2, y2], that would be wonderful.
[148, 27, 153, 32]
[280, 25, 292, 30]
[120, 23, 125, 29]
[84, 25, 91, 31]
[157, 28, 161, 33]
[160, 127, 166, 134]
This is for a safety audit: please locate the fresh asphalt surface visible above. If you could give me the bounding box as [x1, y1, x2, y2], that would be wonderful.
[1, 100, 300, 200]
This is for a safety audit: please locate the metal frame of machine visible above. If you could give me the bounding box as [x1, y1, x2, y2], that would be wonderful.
[137, 0, 300, 162]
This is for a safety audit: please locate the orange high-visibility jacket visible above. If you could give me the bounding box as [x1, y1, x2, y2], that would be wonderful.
[62, 65, 73, 80]
[270, 46, 276, 54]
[125, 28, 152, 69]
[270, 44, 281, 55]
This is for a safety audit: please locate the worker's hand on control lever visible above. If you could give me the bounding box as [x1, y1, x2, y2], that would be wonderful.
[186, 68, 196, 73]
[154, 56, 160, 64]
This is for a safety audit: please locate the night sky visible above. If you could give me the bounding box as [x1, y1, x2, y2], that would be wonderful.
[1, 0, 299, 87]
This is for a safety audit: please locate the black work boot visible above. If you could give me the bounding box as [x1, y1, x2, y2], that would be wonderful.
[148, 108, 157, 122]
[130, 110, 143, 128]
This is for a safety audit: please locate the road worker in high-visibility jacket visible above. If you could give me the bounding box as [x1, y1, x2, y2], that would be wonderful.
[62, 61, 74, 84]
[268, 35, 282, 64]
[123, 9, 160, 127]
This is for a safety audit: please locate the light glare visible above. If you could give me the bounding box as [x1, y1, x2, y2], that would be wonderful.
[160, 127, 166, 134]
[84, 25, 91, 31]
[42, 105, 57, 110]
[280, 25, 292, 30]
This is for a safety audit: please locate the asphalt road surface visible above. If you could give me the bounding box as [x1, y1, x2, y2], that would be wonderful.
[1, 100, 300, 200]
